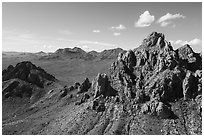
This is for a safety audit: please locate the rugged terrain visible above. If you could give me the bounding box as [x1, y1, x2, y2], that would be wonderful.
[2, 32, 202, 135]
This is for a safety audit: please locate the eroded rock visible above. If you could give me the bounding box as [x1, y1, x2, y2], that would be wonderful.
[78, 78, 91, 93]
[141, 99, 172, 119]
[2, 61, 56, 88]
[92, 73, 116, 98]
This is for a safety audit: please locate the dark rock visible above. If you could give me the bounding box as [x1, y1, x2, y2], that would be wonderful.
[92, 73, 116, 98]
[176, 44, 201, 71]
[74, 82, 80, 89]
[2, 79, 36, 99]
[59, 90, 67, 98]
[2, 61, 56, 88]
[92, 100, 99, 110]
[114, 96, 120, 103]
[78, 78, 91, 93]
[156, 102, 172, 119]
[96, 102, 106, 112]
[81, 93, 90, 103]
[69, 85, 75, 91]
[76, 93, 90, 105]
[92, 99, 106, 112]
[69, 94, 73, 98]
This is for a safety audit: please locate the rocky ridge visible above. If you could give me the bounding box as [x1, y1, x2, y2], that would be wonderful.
[2, 32, 202, 135]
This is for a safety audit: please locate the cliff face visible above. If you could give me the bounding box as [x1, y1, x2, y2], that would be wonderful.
[110, 32, 201, 102]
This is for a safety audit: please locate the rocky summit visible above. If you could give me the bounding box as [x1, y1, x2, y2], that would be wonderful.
[2, 32, 202, 135]
[2, 61, 56, 88]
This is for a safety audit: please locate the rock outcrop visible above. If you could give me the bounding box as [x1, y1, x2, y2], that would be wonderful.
[92, 73, 116, 98]
[2, 32, 202, 135]
[110, 32, 201, 103]
[141, 99, 172, 119]
[78, 78, 91, 93]
[2, 61, 56, 88]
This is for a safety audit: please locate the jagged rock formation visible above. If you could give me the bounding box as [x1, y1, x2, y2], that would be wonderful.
[141, 98, 172, 119]
[92, 73, 117, 98]
[78, 78, 91, 93]
[2, 32, 202, 135]
[110, 32, 201, 103]
[2, 61, 56, 88]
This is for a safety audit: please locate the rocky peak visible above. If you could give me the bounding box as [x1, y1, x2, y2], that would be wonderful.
[55, 47, 86, 54]
[2, 61, 56, 87]
[176, 44, 201, 71]
[141, 31, 166, 49]
[110, 32, 201, 103]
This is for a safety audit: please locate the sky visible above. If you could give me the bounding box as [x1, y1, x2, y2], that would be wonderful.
[2, 2, 202, 52]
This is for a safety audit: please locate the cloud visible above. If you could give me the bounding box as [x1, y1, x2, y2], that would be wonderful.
[113, 32, 121, 36]
[92, 30, 100, 33]
[2, 29, 117, 52]
[135, 11, 155, 27]
[157, 13, 185, 27]
[110, 24, 126, 31]
[189, 38, 202, 46]
[170, 38, 202, 52]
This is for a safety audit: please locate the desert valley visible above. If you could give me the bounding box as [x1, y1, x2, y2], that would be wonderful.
[2, 32, 202, 135]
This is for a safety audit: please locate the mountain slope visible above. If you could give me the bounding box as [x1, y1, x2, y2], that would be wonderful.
[2, 32, 202, 135]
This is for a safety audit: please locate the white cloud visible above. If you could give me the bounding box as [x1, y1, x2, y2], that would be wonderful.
[113, 32, 121, 36]
[135, 11, 155, 27]
[157, 13, 185, 27]
[110, 24, 126, 31]
[92, 30, 100, 33]
[189, 38, 202, 46]
[170, 38, 202, 52]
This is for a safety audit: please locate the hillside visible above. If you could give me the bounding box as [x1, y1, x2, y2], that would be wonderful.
[2, 32, 202, 135]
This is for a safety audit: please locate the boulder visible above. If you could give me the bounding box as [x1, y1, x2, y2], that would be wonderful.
[78, 78, 91, 93]
[74, 82, 80, 89]
[92, 100, 99, 110]
[156, 102, 171, 119]
[96, 102, 106, 112]
[68, 85, 75, 91]
[92, 73, 109, 98]
[59, 90, 67, 98]
[92, 99, 106, 112]
[141, 99, 172, 118]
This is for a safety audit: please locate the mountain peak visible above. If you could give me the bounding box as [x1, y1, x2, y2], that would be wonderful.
[141, 31, 166, 49]
[2, 61, 56, 87]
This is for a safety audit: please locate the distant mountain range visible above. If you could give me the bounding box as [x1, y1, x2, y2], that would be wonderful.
[38, 47, 126, 60]
[3, 47, 126, 60]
